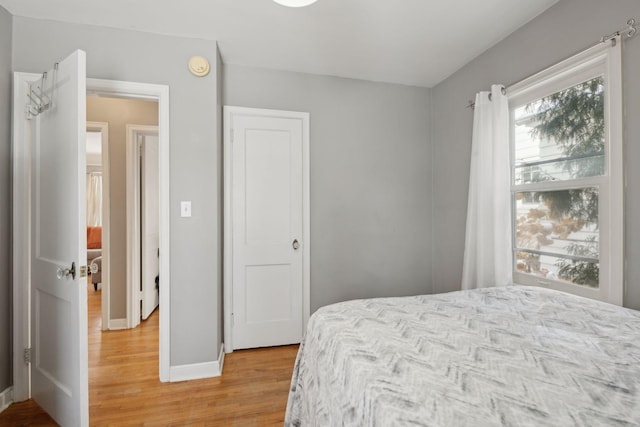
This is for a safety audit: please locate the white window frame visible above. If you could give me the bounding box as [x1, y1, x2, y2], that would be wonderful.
[507, 38, 623, 305]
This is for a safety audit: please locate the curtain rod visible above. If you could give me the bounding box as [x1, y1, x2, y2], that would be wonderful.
[601, 18, 637, 43]
[466, 18, 638, 110]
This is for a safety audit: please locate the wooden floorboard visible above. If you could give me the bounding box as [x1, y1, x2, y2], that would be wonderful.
[0, 282, 299, 426]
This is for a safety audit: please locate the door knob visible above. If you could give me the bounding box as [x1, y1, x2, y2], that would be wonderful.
[56, 262, 76, 280]
[90, 262, 99, 274]
[292, 239, 300, 250]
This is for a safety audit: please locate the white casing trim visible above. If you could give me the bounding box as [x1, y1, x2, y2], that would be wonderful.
[12, 72, 41, 402]
[169, 344, 225, 381]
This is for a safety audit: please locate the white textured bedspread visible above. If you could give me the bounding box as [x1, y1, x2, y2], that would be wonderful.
[285, 286, 640, 426]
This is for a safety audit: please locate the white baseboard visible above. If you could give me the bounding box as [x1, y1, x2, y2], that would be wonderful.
[108, 318, 128, 330]
[218, 344, 225, 375]
[169, 343, 225, 382]
[0, 386, 13, 414]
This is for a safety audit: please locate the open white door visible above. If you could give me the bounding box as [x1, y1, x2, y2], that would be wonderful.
[30, 50, 89, 426]
[141, 135, 160, 319]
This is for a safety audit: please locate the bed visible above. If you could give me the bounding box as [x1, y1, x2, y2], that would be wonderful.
[285, 286, 640, 426]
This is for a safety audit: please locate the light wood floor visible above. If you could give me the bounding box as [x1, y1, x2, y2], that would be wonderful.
[0, 282, 299, 426]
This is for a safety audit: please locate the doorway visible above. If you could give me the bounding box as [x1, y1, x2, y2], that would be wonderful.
[84, 82, 170, 383]
[86, 96, 159, 330]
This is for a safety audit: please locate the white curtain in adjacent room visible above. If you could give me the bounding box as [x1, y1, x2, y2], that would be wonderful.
[87, 173, 103, 227]
[461, 84, 512, 290]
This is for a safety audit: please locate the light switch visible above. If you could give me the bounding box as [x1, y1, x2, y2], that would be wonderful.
[181, 201, 192, 217]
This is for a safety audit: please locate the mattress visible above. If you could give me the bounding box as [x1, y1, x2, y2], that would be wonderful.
[285, 286, 640, 426]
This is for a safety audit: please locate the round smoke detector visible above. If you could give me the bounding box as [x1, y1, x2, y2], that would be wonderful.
[188, 56, 211, 77]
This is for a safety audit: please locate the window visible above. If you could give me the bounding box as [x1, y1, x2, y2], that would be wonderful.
[508, 39, 623, 305]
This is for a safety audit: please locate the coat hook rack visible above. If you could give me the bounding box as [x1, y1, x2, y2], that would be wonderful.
[26, 62, 58, 120]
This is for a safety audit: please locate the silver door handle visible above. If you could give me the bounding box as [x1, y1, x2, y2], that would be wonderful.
[57, 262, 76, 280]
[292, 239, 300, 250]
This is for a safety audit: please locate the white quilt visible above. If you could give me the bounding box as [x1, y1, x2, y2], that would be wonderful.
[285, 286, 640, 426]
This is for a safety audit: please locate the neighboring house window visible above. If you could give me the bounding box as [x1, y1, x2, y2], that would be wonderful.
[508, 39, 623, 305]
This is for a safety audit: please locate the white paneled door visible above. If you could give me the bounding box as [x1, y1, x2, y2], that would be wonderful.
[230, 110, 307, 350]
[30, 50, 89, 426]
[141, 135, 160, 320]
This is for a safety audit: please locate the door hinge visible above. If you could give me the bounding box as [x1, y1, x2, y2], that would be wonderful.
[24, 347, 32, 365]
[230, 129, 234, 143]
[24, 104, 34, 120]
[231, 313, 234, 326]
[79, 265, 88, 278]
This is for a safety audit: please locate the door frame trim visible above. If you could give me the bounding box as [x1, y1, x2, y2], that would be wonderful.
[86, 121, 110, 332]
[222, 106, 311, 353]
[86, 79, 171, 382]
[125, 124, 159, 328]
[12, 76, 172, 400]
[12, 72, 37, 402]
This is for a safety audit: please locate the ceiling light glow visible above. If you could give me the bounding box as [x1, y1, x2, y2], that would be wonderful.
[273, 0, 318, 7]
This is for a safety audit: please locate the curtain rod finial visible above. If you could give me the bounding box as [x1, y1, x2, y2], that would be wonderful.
[627, 18, 637, 38]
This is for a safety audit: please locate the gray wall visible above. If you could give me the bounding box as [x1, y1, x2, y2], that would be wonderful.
[0, 5, 12, 393]
[12, 17, 222, 365]
[224, 65, 433, 311]
[86, 97, 159, 320]
[431, 0, 640, 308]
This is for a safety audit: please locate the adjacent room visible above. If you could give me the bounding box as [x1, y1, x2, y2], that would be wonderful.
[0, 0, 639, 425]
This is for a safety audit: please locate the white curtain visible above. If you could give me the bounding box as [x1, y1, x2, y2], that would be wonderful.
[87, 173, 103, 227]
[461, 85, 512, 290]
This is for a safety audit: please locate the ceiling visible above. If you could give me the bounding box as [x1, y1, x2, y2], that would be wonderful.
[0, 0, 559, 87]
